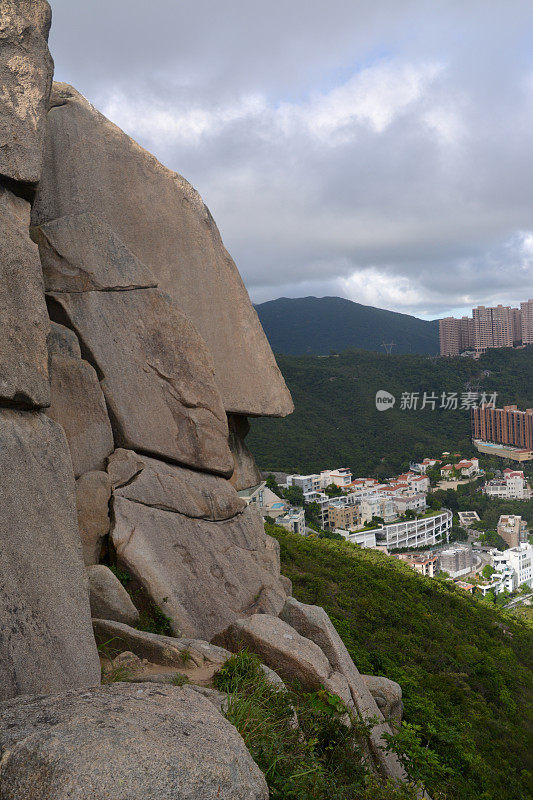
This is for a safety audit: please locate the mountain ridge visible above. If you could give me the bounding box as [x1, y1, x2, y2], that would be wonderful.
[255, 296, 440, 356]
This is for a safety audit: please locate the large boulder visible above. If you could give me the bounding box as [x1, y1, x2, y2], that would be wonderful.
[0, 409, 100, 699]
[31, 211, 157, 292]
[75, 470, 112, 565]
[93, 619, 231, 669]
[46, 353, 114, 476]
[0, 683, 269, 800]
[0, 0, 53, 184]
[228, 414, 262, 491]
[279, 597, 405, 781]
[213, 614, 353, 708]
[0, 187, 50, 407]
[87, 565, 139, 626]
[111, 494, 287, 639]
[108, 448, 245, 520]
[32, 83, 293, 418]
[47, 288, 233, 476]
[362, 674, 403, 731]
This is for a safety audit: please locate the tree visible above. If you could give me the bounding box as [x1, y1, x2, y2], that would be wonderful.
[482, 564, 495, 581]
[283, 485, 305, 507]
[266, 474, 281, 494]
[323, 483, 344, 498]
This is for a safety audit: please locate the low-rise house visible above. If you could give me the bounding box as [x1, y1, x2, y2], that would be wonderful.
[483, 469, 532, 500]
[455, 458, 479, 477]
[455, 581, 475, 593]
[397, 553, 439, 577]
[410, 458, 441, 474]
[440, 464, 454, 478]
[275, 507, 306, 536]
[497, 515, 528, 548]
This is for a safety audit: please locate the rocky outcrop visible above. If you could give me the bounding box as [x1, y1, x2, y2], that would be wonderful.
[0, 187, 50, 407]
[0, 0, 53, 185]
[75, 470, 112, 565]
[46, 353, 114, 476]
[47, 321, 82, 358]
[362, 674, 403, 731]
[111, 495, 287, 639]
[48, 288, 233, 475]
[279, 597, 405, 781]
[31, 212, 157, 292]
[87, 565, 139, 626]
[0, 410, 100, 699]
[228, 414, 263, 491]
[0, 683, 269, 800]
[109, 448, 246, 519]
[93, 619, 231, 668]
[32, 83, 293, 418]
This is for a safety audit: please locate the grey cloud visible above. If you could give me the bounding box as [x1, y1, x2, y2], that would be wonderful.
[48, 0, 533, 316]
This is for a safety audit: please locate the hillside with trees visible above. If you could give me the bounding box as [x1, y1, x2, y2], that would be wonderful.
[249, 346, 533, 477]
[268, 524, 533, 800]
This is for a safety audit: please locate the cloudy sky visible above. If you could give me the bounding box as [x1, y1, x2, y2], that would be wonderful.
[48, 1, 533, 318]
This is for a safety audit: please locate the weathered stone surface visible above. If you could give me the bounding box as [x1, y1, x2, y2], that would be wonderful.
[0, 0, 53, 184]
[0, 187, 49, 407]
[0, 409, 100, 699]
[76, 470, 112, 565]
[46, 353, 114, 477]
[228, 414, 262, 491]
[48, 289, 233, 476]
[33, 84, 293, 417]
[362, 674, 403, 731]
[87, 565, 139, 626]
[109, 448, 245, 520]
[213, 614, 333, 690]
[0, 683, 269, 800]
[279, 597, 405, 781]
[47, 320, 81, 358]
[111, 496, 287, 639]
[93, 619, 230, 668]
[31, 211, 157, 292]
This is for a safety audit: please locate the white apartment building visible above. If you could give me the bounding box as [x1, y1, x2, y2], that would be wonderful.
[483, 469, 531, 500]
[286, 468, 353, 493]
[493, 544, 533, 589]
[303, 490, 330, 527]
[337, 528, 377, 548]
[373, 509, 452, 550]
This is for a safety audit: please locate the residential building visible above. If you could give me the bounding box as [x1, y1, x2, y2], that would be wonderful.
[455, 581, 475, 593]
[286, 473, 322, 494]
[472, 404, 533, 451]
[320, 468, 353, 488]
[410, 458, 441, 474]
[328, 502, 359, 531]
[493, 544, 533, 589]
[303, 490, 330, 527]
[439, 316, 474, 356]
[439, 545, 473, 578]
[275, 507, 306, 536]
[497, 515, 528, 548]
[483, 470, 532, 500]
[397, 553, 439, 577]
[473, 440, 533, 462]
[458, 511, 480, 527]
[473, 305, 514, 354]
[520, 299, 533, 344]
[374, 509, 452, 550]
[337, 528, 377, 548]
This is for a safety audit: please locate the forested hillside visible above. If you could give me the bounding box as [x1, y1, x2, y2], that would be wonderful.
[249, 347, 533, 477]
[269, 524, 533, 800]
[255, 296, 439, 355]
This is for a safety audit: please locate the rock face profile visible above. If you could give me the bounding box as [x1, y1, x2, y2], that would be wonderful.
[32, 83, 293, 418]
[0, 2, 410, 793]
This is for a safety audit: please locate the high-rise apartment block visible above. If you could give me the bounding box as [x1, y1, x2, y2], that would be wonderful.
[472, 404, 533, 451]
[439, 300, 533, 356]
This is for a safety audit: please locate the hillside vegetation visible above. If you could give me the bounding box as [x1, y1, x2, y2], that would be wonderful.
[268, 524, 533, 800]
[249, 346, 533, 477]
[255, 296, 439, 355]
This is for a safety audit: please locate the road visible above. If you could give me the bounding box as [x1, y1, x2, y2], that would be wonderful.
[504, 593, 533, 609]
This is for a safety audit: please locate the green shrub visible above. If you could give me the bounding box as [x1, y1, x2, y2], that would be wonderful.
[266, 524, 533, 800]
[215, 651, 419, 800]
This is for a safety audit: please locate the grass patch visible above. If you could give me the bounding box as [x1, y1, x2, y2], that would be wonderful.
[214, 651, 419, 800]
